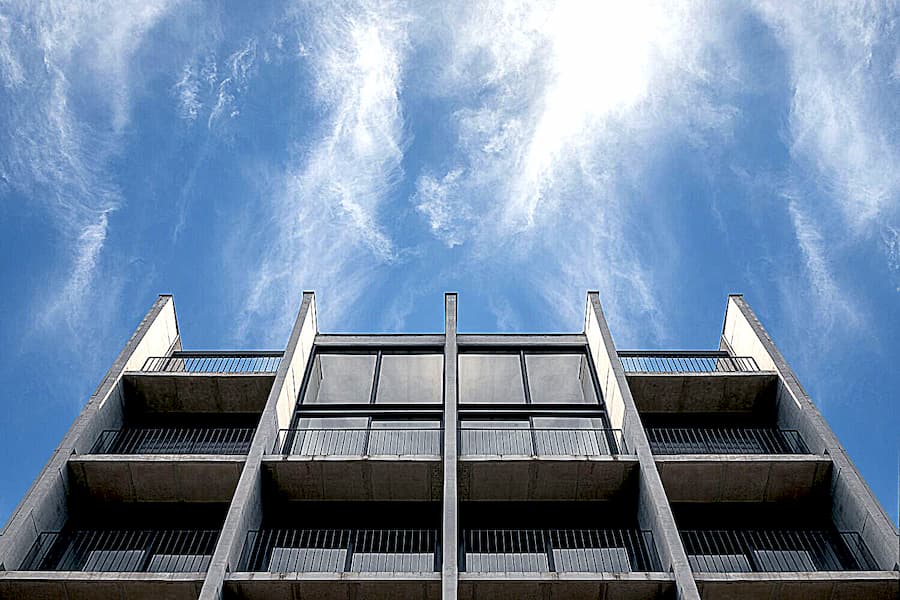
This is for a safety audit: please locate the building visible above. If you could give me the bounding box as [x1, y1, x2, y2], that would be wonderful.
[0, 292, 897, 600]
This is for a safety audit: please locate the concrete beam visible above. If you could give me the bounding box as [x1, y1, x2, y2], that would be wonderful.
[198, 293, 317, 600]
[584, 292, 701, 600]
[457, 334, 586, 347]
[443, 293, 459, 600]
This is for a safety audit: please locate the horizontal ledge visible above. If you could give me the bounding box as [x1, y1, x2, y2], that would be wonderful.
[458, 572, 674, 581]
[624, 371, 777, 377]
[654, 455, 828, 463]
[315, 335, 445, 347]
[0, 571, 205, 582]
[226, 572, 441, 582]
[262, 455, 442, 462]
[123, 371, 276, 377]
[694, 571, 899, 582]
[70, 455, 248, 463]
[460, 455, 638, 462]
[458, 334, 587, 347]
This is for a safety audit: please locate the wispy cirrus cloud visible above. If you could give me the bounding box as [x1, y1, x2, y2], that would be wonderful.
[409, 1, 741, 339]
[0, 1, 175, 332]
[238, 1, 409, 338]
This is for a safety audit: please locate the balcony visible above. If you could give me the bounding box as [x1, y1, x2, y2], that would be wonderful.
[619, 351, 777, 414]
[228, 529, 440, 599]
[684, 529, 898, 600]
[646, 427, 808, 455]
[68, 427, 251, 504]
[458, 529, 672, 599]
[91, 427, 256, 455]
[263, 427, 443, 501]
[458, 428, 637, 502]
[4, 529, 218, 600]
[681, 529, 878, 573]
[274, 427, 442, 457]
[649, 427, 829, 504]
[123, 351, 283, 414]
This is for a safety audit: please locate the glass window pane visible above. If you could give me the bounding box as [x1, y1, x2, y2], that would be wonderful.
[459, 354, 525, 404]
[376, 354, 443, 404]
[525, 354, 598, 404]
[303, 354, 376, 404]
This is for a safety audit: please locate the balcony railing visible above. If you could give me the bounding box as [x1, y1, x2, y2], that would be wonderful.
[20, 529, 219, 572]
[91, 427, 256, 455]
[619, 351, 759, 374]
[140, 351, 282, 374]
[238, 529, 440, 573]
[459, 428, 626, 457]
[646, 428, 809, 455]
[681, 529, 879, 573]
[274, 428, 442, 456]
[460, 529, 661, 573]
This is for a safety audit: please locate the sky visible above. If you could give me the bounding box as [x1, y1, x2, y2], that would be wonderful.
[0, 1, 898, 526]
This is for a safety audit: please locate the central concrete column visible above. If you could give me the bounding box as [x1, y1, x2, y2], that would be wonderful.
[442, 293, 459, 600]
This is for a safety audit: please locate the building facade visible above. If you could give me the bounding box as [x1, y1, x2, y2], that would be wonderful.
[0, 292, 897, 600]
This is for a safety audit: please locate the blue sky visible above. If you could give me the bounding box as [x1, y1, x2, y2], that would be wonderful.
[1, 2, 898, 525]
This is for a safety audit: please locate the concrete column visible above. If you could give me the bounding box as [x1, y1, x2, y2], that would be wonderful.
[0, 295, 179, 571]
[199, 292, 317, 600]
[442, 293, 459, 600]
[584, 292, 700, 599]
[722, 294, 900, 570]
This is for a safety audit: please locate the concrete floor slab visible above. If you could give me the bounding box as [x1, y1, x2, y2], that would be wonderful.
[123, 373, 275, 414]
[224, 573, 441, 600]
[457, 572, 675, 600]
[0, 572, 204, 600]
[625, 373, 777, 414]
[694, 571, 900, 600]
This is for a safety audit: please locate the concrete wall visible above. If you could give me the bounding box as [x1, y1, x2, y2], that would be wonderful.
[198, 292, 317, 600]
[0, 295, 179, 572]
[722, 295, 900, 571]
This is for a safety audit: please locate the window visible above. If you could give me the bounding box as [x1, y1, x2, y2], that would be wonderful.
[458, 354, 525, 404]
[525, 354, 598, 404]
[303, 354, 377, 404]
[376, 354, 443, 404]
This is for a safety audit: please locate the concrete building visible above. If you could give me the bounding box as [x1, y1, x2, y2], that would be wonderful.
[0, 292, 897, 600]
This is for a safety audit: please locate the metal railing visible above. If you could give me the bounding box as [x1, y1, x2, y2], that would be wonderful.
[681, 529, 879, 572]
[274, 428, 442, 456]
[20, 529, 219, 572]
[91, 427, 256, 455]
[140, 351, 282, 374]
[646, 428, 809, 455]
[460, 529, 660, 573]
[459, 428, 626, 457]
[238, 529, 440, 573]
[619, 351, 759, 374]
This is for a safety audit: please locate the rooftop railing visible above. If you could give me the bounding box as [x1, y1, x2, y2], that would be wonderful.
[238, 529, 440, 573]
[619, 351, 759, 374]
[140, 351, 282, 374]
[459, 428, 626, 457]
[646, 428, 809, 455]
[91, 427, 256, 455]
[681, 529, 879, 573]
[20, 529, 219, 572]
[274, 427, 443, 457]
[460, 529, 661, 573]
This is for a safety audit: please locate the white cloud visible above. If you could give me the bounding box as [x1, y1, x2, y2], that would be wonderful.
[755, 2, 900, 232]
[410, 1, 739, 337]
[238, 1, 409, 337]
[1, 1, 175, 331]
[173, 63, 201, 122]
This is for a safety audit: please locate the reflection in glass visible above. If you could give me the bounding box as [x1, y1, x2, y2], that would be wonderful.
[303, 354, 376, 404]
[525, 354, 598, 404]
[376, 354, 443, 404]
[459, 354, 525, 404]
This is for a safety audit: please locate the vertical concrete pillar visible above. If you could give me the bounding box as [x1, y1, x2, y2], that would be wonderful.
[0, 295, 180, 570]
[199, 292, 317, 600]
[442, 293, 459, 600]
[723, 295, 899, 570]
[584, 292, 700, 599]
